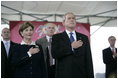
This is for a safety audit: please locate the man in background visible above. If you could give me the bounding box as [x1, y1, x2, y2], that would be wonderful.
[103, 36, 117, 78]
[36, 23, 57, 78]
[1, 28, 17, 78]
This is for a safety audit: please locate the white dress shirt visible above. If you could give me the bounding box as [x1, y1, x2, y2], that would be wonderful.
[110, 46, 116, 58]
[110, 46, 116, 53]
[46, 35, 52, 42]
[65, 30, 77, 51]
[65, 30, 77, 41]
[2, 40, 10, 57]
[21, 41, 35, 45]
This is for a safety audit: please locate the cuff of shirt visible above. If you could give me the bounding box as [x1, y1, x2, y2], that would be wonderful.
[27, 52, 32, 57]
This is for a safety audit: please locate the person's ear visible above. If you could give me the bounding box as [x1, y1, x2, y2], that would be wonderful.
[62, 21, 65, 26]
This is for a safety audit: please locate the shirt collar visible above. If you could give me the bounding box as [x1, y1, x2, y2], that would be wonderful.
[65, 30, 76, 35]
[21, 40, 35, 45]
[110, 46, 116, 49]
[2, 40, 10, 44]
[46, 35, 52, 42]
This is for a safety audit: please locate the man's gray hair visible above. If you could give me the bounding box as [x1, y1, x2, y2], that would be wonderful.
[108, 36, 116, 41]
[62, 12, 75, 22]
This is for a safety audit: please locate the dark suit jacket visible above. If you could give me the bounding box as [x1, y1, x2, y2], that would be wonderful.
[1, 41, 17, 78]
[102, 47, 117, 78]
[51, 31, 94, 78]
[36, 36, 56, 77]
[11, 44, 47, 78]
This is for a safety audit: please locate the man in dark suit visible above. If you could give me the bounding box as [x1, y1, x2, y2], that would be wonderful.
[1, 28, 17, 78]
[102, 36, 117, 78]
[36, 23, 57, 77]
[51, 12, 94, 78]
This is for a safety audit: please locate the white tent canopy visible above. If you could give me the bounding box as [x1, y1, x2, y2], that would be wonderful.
[1, 1, 117, 27]
[1, 1, 117, 78]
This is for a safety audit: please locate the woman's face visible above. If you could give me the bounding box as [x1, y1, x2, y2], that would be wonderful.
[21, 26, 34, 39]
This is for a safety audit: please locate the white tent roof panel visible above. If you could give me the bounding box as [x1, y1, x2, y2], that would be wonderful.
[1, 1, 117, 27]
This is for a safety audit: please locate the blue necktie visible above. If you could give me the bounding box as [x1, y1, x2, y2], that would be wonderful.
[69, 32, 75, 43]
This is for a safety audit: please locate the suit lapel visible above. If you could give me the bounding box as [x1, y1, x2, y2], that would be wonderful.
[8, 41, 13, 59]
[43, 36, 49, 47]
[108, 47, 113, 56]
[1, 41, 8, 59]
[62, 31, 71, 44]
[108, 47, 117, 54]
[75, 31, 83, 41]
[115, 48, 117, 53]
[62, 31, 82, 43]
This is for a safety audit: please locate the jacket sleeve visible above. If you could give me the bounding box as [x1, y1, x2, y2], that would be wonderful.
[102, 49, 116, 64]
[38, 45, 48, 77]
[11, 45, 32, 67]
[84, 36, 94, 78]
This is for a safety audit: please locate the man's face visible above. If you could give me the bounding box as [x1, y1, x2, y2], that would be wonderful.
[45, 23, 56, 36]
[1, 28, 10, 40]
[109, 37, 116, 46]
[63, 13, 76, 28]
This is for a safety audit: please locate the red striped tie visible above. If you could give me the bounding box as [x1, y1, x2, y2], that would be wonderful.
[112, 48, 115, 55]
